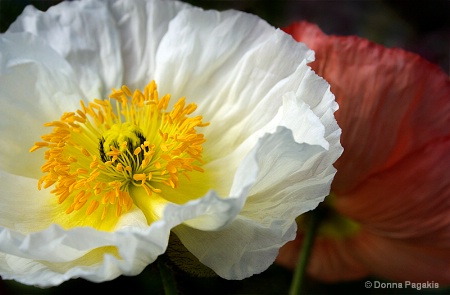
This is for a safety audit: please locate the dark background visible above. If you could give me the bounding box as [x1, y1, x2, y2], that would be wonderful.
[0, 0, 449, 294]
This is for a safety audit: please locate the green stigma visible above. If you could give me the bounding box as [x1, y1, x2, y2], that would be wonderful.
[102, 122, 144, 153]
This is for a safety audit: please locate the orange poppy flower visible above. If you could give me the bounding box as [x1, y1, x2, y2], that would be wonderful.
[277, 21, 450, 284]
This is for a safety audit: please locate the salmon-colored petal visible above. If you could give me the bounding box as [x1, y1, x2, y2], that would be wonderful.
[280, 21, 450, 285]
[353, 232, 450, 284]
[335, 137, 450, 246]
[284, 21, 450, 195]
[278, 229, 450, 284]
[277, 231, 369, 282]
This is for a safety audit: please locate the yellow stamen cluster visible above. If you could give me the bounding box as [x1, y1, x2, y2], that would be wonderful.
[30, 80, 208, 221]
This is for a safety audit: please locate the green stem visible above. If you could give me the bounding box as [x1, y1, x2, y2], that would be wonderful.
[289, 209, 321, 295]
[158, 257, 178, 295]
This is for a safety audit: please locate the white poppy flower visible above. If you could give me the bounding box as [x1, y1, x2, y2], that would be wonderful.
[0, 0, 342, 287]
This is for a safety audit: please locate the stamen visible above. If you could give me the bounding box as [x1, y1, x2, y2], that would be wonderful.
[31, 80, 208, 225]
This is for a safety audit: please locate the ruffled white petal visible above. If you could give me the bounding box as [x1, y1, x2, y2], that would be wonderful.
[9, 0, 122, 99]
[169, 41, 341, 278]
[0, 33, 86, 179]
[0, 171, 56, 233]
[174, 215, 292, 280]
[0, 222, 168, 286]
[178, 135, 259, 231]
[8, 0, 193, 98]
[153, 8, 314, 143]
[176, 125, 339, 279]
[0, 165, 251, 287]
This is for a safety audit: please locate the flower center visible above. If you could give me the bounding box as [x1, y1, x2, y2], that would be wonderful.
[30, 81, 208, 224]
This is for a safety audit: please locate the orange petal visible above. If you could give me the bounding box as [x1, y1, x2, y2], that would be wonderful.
[281, 21, 450, 284]
[277, 231, 369, 282]
[351, 232, 450, 284]
[284, 21, 450, 195]
[335, 136, 450, 246]
[277, 229, 450, 284]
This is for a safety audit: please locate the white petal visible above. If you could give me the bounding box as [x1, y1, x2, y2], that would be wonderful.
[0, 208, 176, 287]
[8, 0, 193, 98]
[174, 215, 292, 279]
[154, 8, 313, 124]
[171, 137, 259, 231]
[0, 171, 55, 233]
[151, 7, 336, 158]
[176, 128, 338, 279]
[0, 33, 86, 178]
[0, 151, 256, 286]
[106, 0, 193, 89]
[295, 70, 342, 159]
[9, 0, 121, 99]
[243, 128, 338, 220]
[201, 88, 336, 197]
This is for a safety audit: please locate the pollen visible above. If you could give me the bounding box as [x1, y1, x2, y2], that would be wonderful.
[31, 80, 207, 223]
